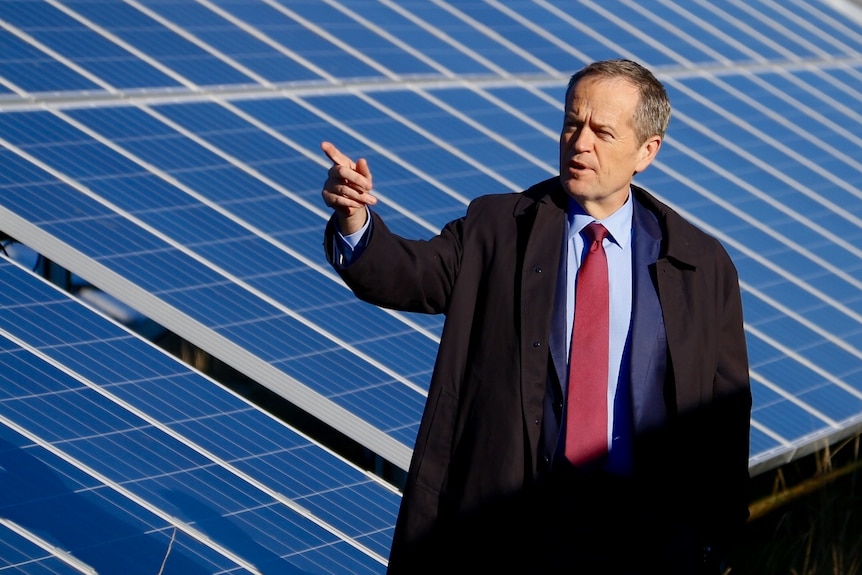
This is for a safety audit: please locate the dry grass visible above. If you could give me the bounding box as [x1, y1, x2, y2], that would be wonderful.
[732, 435, 862, 575]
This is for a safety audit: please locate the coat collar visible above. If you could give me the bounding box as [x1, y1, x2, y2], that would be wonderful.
[515, 178, 699, 271]
[630, 184, 701, 270]
[513, 176, 568, 218]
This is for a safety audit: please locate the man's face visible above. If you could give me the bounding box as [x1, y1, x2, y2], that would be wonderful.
[559, 76, 660, 219]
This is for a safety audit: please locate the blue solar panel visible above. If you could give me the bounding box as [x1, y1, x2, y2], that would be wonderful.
[0, 102, 430, 465]
[0, 29, 102, 94]
[67, 1, 258, 87]
[0, 1, 182, 91]
[0, 258, 398, 573]
[0, 0, 860, 485]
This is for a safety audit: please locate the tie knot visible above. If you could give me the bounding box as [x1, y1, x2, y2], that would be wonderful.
[583, 222, 608, 244]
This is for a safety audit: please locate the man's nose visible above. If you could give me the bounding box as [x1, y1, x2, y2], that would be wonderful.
[573, 129, 594, 152]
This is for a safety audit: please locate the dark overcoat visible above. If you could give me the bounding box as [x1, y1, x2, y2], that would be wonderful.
[325, 177, 751, 574]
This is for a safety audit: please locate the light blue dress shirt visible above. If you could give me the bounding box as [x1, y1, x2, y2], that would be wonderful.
[331, 208, 371, 267]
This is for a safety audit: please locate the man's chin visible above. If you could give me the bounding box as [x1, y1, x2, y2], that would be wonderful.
[560, 178, 589, 199]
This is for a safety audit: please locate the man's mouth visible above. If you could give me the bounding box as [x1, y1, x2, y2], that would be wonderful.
[568, 160, 590, 173]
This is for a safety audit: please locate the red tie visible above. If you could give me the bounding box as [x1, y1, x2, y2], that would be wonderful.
[565, 222, 609, 466]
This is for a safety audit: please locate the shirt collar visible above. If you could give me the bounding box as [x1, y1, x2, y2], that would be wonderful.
[568, 190, 633, 250]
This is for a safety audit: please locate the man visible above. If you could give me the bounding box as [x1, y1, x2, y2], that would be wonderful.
[321, 59, 751, 574]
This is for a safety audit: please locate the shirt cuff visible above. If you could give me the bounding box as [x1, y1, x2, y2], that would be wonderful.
[332, 207, 371, 268]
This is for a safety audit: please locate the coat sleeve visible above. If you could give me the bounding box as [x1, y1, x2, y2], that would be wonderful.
[324, 210, 464, 315]
[706, 242, 752, 551]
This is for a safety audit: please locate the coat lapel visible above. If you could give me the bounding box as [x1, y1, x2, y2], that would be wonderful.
[548, 241, 569, 394]
[516, 179, 567, 464]
[629, 199, 668, 433]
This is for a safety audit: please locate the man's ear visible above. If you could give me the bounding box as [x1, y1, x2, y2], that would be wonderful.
[634, 135, 662, 174]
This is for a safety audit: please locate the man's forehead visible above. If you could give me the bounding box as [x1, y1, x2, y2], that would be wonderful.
[565, 77, 638, 118]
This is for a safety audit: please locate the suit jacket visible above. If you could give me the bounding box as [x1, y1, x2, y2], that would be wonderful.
[325, 177, 751, 574]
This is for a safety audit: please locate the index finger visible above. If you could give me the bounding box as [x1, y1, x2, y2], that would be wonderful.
[320, 141, 354, 168]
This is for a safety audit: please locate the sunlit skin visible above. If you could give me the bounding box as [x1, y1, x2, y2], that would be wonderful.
[559, 76, 662, 220]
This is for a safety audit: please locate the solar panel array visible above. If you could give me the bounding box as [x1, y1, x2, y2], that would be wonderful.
[0, 258, 399, 573]
[0, 0, 860, 504]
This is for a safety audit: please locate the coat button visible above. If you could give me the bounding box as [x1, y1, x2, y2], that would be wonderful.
[533, 341, 541, 348]
[534, 266, 542, 273]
